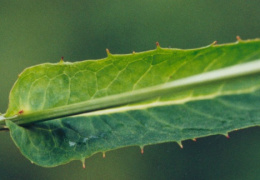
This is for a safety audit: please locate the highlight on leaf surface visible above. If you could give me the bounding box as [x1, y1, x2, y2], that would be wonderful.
[1, 39, 260, 167]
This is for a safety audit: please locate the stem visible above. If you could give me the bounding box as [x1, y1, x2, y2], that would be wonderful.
[1, 60, 260, 130]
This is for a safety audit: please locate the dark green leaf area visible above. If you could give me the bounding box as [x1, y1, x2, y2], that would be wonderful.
[7, 90, 260, 167]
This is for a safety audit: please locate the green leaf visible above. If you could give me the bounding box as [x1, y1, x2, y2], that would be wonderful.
[2, 39, 260, 167]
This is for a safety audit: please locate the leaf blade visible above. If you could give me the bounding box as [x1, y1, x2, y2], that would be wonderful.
[4, 39, 260, 167]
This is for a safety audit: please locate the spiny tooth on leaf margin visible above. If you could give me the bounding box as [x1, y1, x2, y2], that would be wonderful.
[177, 141, 183, 149]
[222, 133, 230, 139]
[106, 48, 112, 57]
[81, 158, 86, 169]
[211, 41, 217, 46]
[140, 146, 144, 154]
[236, 35, 242, 41]
[59, 56, 64, 64]
[156, 41, 161, 49]
[102, 152, 106, 158]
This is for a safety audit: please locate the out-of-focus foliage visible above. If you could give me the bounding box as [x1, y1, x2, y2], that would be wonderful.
[0, 0, 260, 179]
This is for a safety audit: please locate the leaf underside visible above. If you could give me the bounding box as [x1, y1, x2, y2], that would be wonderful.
[3, 39, 260, 167]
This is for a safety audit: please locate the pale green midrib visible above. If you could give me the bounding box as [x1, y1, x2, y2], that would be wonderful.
[0, 60, 260, 129]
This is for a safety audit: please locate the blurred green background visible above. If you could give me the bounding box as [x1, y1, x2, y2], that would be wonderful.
[1, 0, 260, 179]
